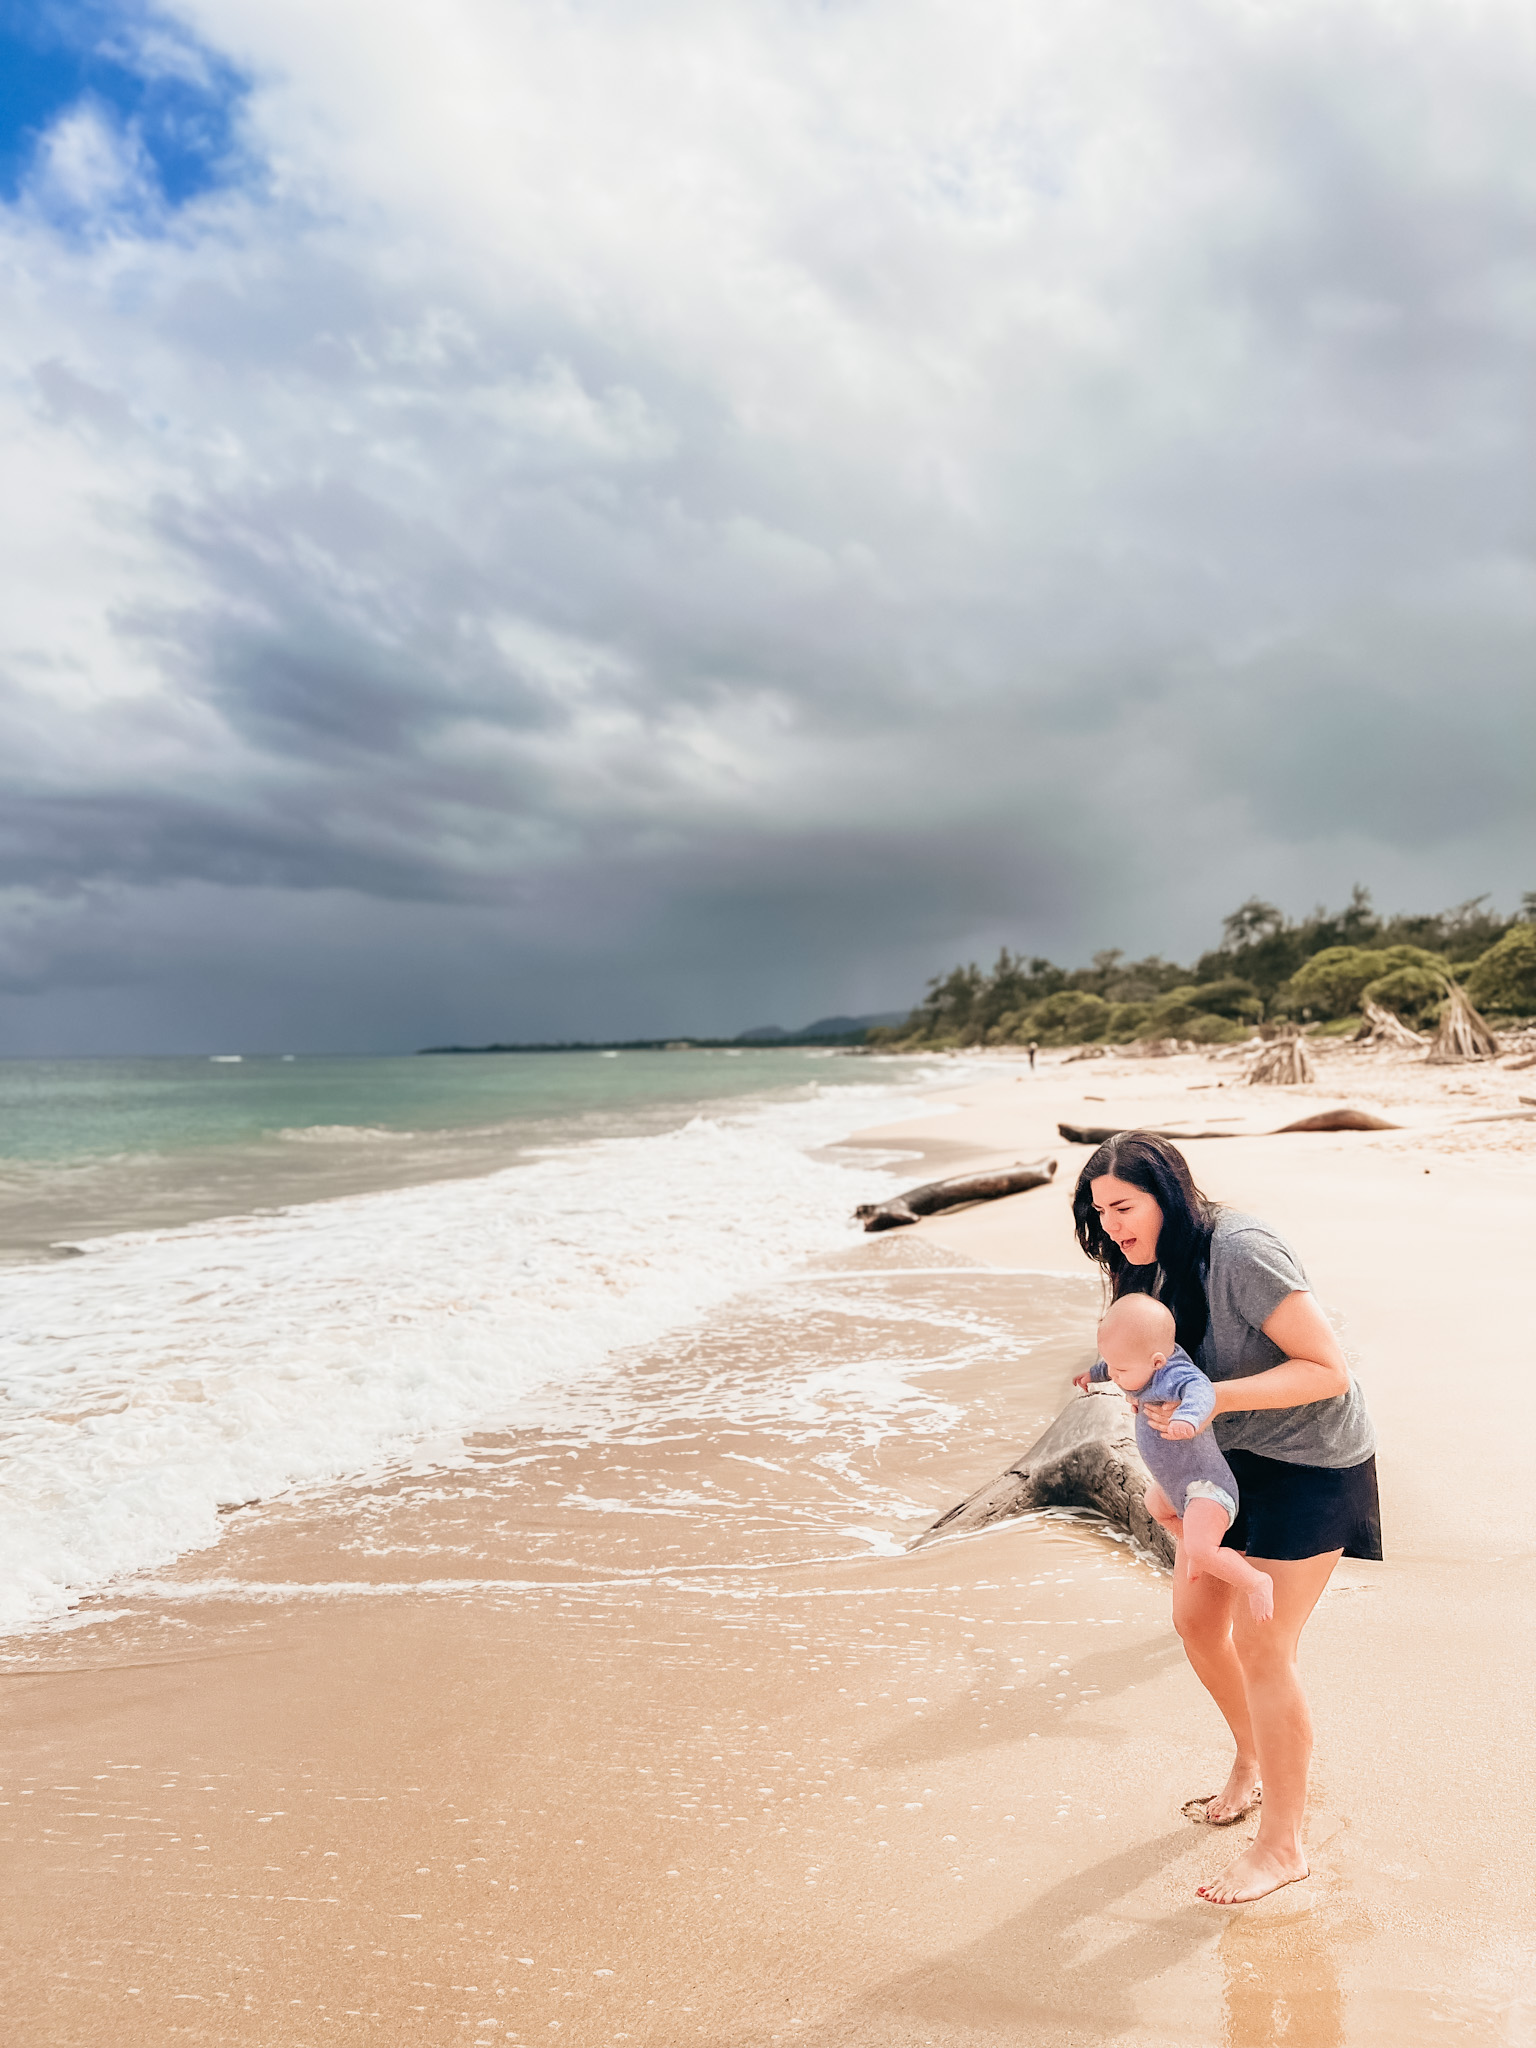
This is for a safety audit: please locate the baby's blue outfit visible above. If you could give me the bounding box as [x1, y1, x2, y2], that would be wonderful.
[1088, 1343, 1240, 1525]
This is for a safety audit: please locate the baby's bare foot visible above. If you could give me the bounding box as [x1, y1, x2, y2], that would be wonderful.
[1246, 1571, 1274, 1624]
[1198, 1842, 1308, 1905]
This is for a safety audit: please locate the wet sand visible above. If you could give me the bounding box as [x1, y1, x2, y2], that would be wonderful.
[4, 1052, 1535, 2043]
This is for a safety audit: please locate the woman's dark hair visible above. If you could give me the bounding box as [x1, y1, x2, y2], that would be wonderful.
[1071, 1132, 1216, 1356]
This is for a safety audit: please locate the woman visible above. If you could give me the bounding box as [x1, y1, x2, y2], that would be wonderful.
[1072, 1131, 1380, 1905]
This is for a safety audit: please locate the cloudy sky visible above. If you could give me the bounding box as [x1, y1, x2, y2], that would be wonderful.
[1, 0, 1532, 1051]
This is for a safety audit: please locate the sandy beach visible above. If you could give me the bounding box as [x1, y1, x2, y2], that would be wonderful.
[5, 1044, 1536, 2045]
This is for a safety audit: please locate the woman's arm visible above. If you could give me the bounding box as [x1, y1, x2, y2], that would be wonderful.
[1144, 1290, 1350, 1434]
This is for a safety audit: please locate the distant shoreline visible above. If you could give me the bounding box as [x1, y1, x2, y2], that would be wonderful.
[417, 1036, 874, 1054]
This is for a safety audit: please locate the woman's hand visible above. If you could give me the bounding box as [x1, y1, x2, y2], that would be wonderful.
[1140, 1399, 1212, 1438]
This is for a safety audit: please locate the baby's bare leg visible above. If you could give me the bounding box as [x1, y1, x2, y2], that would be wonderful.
[1144, 1480, 1182, 1537]
[1181, 1498, 1274, 1623]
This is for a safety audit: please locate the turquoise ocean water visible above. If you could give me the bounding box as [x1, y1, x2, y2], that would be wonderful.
[0, 1048, 926, 1262]
[0, 1047, 964, 1635]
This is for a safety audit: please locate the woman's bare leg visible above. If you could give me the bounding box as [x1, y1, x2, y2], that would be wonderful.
[1171, 1546, 1260, 1823]
[1198, 1548, 1342, 1905]
[1181, 1500, 1274, 1621]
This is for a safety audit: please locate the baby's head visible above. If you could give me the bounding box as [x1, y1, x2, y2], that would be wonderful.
[1096, 1294, 1177, 1392]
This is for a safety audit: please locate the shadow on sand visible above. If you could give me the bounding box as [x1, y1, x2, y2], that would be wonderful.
[854, 1626, 1188, 1772]
[701, 1818, 1356, 2046]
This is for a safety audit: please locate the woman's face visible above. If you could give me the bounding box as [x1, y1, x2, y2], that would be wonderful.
[1090, 1174, 1164, 1266]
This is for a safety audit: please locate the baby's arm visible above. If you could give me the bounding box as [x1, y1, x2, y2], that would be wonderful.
[1073, 1359, 1112, 1393]
[1159, 1361, 1216, 1440]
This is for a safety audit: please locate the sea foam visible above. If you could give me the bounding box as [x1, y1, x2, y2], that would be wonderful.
[0, 1078, 942, 1636]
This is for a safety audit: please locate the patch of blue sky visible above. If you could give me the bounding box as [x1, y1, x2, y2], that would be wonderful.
[0, 0, 253, 217]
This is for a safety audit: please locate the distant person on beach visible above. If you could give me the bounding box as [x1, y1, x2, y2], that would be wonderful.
[1071, 1131, 1380, 1906]
[1075, 1296, 1274, 1622]
[1027, 1041, 1038, 1070]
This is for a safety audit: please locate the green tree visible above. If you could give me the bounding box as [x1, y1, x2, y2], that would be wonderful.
[1375, 894, 1514, 960]
[1103, 1001, 1154, 1040]
[1024, 989, 1112, 1045]
[1195, 901, 1307, 997]
[1359, 965, 1447, 1026]
[1145, 986, 1249, 1039]
[1278, 945, 1445, 1020]
[1222, 899, 1286, 948]
[908, 961, 986, 1042]
[1180, 976, 1262, 1022]
[1465, 925, 1536, 1015]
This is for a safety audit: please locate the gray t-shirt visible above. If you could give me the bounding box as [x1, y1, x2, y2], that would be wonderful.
[1189, 1210, 1375, 1468]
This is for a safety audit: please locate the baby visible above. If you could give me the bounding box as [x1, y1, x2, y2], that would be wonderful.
[1074, 1295, 1273, 1623]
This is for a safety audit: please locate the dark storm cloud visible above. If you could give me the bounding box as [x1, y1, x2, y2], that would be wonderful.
[0, 0, 1532, 1050]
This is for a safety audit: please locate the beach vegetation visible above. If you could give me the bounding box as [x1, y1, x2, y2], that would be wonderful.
[876, 885, 1532, 1050]
[1022, 989, 1113, 1045]
[1149, 978, 1262, 1029]
[891, 946, 1188, 1048]
[1191, 887, 1517, 1001]
[1463, 923, 1536, 1017]
[1274, 944, 1447, 1022]
[1180, 1012, 1250, 1043]
[1103, 1000, 1155, 1040]
[1358, 964, 1449, 1028]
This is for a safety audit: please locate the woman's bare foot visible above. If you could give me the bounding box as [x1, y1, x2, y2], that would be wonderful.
[1197, 1841, 1309, 1905]
[1183, 1757, 1261, 1826]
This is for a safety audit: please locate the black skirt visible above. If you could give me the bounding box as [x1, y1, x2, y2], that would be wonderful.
[1219, 1448, 1383, 1562]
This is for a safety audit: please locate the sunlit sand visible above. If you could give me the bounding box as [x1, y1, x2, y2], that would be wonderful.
[4, 1048, 1533, 2042]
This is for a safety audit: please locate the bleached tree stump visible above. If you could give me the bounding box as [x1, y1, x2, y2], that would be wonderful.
[1247, 1031, 1316, 1085]
[1429, 980, 1499, 1063]
[1354, 1000, 1426, 1050]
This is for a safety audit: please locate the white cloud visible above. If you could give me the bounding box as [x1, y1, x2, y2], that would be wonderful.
[1, 0, 1533, 1046]
[27, 100, 157, 216]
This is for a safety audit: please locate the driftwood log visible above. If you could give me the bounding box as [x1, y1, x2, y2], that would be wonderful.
[1057, 1121, 1236, 1145]
[854, 1157, 1057, 1232]
[911, 1388, 1174, 1566]
[1060, 1108, 1401, 1144]
[1272, 1108, 1401, 1132]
